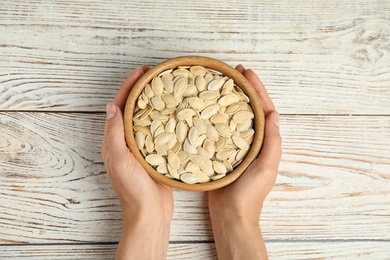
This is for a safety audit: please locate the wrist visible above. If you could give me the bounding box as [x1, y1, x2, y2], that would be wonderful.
[117, 208, 172, 260]
[209, 206, 261, 227]
[210, 210, 260, 235]
[122, 206, 172, 230]
[121, 198, 173, 224]
[210, 210, 267, 260]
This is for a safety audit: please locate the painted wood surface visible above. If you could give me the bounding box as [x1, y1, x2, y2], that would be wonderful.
[0, 243, 217, 260]
[1, 241, 390, 260]
[1, 113, 389, 251]
[1, 0, 389, 259]
[0, 0, 389, 114]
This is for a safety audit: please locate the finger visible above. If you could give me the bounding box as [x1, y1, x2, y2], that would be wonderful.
[103, 103, 129, 159]
[235, 64, 246, 74]
[243, 69, 275, 115]
[257, 111, 282, 171]
[141, 64, 150, 72]
[113, 65, 149, 111]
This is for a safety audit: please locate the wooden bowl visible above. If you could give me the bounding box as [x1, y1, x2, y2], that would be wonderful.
[124, 56, 264, 191]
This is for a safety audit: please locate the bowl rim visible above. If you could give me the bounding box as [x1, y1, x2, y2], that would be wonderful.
[124, 56, 264, 191]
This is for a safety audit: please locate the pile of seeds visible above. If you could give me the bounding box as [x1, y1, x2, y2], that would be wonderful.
[133, 65, 255, 184]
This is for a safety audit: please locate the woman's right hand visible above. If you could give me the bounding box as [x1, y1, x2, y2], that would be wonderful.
[208, 65, 282, 260]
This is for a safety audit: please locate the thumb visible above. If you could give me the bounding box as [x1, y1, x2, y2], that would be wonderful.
[103, 103, 129, 157]
[257, 111, 282, 171]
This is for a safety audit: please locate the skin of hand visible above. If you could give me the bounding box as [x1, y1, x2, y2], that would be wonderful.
[208, 65, 282, 260]
[101, 65, 173, 260]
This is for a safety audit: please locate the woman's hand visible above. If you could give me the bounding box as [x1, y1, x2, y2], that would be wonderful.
[208, 65, 282, 260]
[101, 65, 173, 260]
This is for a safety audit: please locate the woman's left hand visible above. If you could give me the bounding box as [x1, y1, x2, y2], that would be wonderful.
[101, 65, 173, 260]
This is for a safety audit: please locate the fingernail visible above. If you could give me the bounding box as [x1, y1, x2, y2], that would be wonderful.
[106, 103, 116, 120]
[273, 112, 280, 128]
[141, 64, 148, 71]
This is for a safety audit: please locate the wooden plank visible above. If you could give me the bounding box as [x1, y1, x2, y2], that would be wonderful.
[1, 241, 389, 259]
[1, 112, 389, 243]
[0, 243, 217, 260]
[264, 115, 390, 241]
[0, 112, 213, 243]
[268, 241, 390, 259]
[1, 1, 389, 113]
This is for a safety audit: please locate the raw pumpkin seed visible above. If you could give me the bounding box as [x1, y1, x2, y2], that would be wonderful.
[133, 66, 255, 184]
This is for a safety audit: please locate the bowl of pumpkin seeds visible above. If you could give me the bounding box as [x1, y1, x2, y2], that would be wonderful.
[124, 56, 264, 191]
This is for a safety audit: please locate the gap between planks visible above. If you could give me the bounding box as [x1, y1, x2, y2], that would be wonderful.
[2, 238, 390, 247]
[1, 110, 390, 117]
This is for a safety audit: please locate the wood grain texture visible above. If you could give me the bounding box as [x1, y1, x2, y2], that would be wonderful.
[0, 0, 389, 113]
[1, 0, 390, 259]
[268, 241, 390, 259]
[0, 243, 217, 260]
[1, 113, 389, 243]
[1, 241, 389, 260]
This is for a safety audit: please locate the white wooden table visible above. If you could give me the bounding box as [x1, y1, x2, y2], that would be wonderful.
[1, 1, 389, 259]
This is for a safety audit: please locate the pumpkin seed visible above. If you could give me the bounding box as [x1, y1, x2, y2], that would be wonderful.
[193, 170, 210, 183]
[135, 132, 145, 150]
[185, 162, 199, 172]
[188, 127, 199, 146]
[145, 154, 166, 166]
[232, 135, 249, 150]
[201, 104, 220, 119]
[190, 155, 206, 166]
[180, 173, 199, 184]
[177, 108, 196, 119]
[133, 66, 256, 184]
[232, 111, 254, 124]
[168, 152, 180, 170]
[158, 69, 173, 77]
[173, 76, 187, 97]
[151, 96, 165, 111]
[213, 161, 227, 174]
[190, 65, 209, 76]
[195, 75, 206, 91]
[162, 74, 174, 93]
[193, 117, 207, 133]
[151, 77, 164, 96]
[199, 91, 220, 101]
[208, 78, 225, 90]
[157, 163, 168, 174]
[176, 121, 187, 143]
[200, 160, 214, 176]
